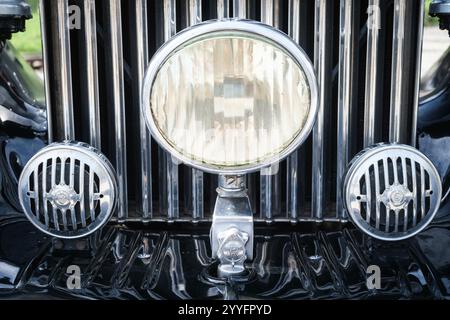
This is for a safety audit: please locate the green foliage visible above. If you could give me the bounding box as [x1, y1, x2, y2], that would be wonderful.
[425, 0, 440, 27]
[10, 0, 42, 56]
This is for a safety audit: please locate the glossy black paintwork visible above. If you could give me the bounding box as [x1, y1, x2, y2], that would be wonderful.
[0, 217, 449, 299]
[418, 47, 450, 221]
[0, 41, 46, 212]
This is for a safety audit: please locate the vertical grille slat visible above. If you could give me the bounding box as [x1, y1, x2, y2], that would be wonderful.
[259, 0, 282, 221]
[70, 207, 77, 230]
[287, 0, 300, 221]
[389, 0, 423, 145]
[39, 0, 53, 142]
[389, 0, 407, 144]
[401, 157, 408, 186]
[187, 0, 204, 220]
[89, 168, 95, 221]
[162, 0, 179, 220]
[105, 0, 128, 220]
[312, 0, 332, 220]
[61, 209, 68, 231]
[411, 0, 426, 146]
[363, 0, 381, 147]
[217, 0, 231, 19]
[50, 157, 59, 231]
[420, 164, 425, 219]
[374, 163, 381, 229]
[83, 0, 101, 149]
[135, 0, 153, 220]
[51, 0, 75, 141]
[33, 168, 39, 218]
[364, 170, 371, 223]
[336, 0, 358, 220]
[188, 0, 202, 25]
[42, 160, 49, 227]
[411, 159, 418, 226]
[80, 162, 87, 227]
[233, 0, 247, 18]
[259, 0, 273, 221]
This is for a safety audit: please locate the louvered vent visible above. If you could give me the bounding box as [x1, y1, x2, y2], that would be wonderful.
[18, 141, 117, 238]
[344, 144, 442, 240]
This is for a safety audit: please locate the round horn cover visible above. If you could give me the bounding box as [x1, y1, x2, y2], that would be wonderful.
[18, 141, 117, 239]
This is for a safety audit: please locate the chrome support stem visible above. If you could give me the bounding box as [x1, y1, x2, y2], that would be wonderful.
[211, 175, 254, 278]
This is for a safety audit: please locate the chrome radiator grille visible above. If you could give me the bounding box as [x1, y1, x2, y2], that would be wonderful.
[39, 0, 425, 223]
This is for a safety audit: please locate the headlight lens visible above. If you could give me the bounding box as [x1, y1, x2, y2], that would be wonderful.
[143, 21, 318, 173]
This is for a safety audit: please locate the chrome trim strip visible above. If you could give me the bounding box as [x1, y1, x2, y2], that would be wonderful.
[51, 157, 59, 231]
[420, 164, 425, 219]
[287, 0, 300, 220]
[89, 168, 95, 220]
[163, 0, 179, 220]
[217, 0, 231, 19]
[164, 0, 177, 41]
[42, 158, 49, 227]
[389, 0, 406, 143]
[312, 0, 330, 219]
[33, 167, 39, 219]
[233, 0, 247, 18]
[411, 159, 417, 226]
[260, 0, 281, 221]
[261, 0, 274, 26]
[136, 0, 153, 219]
[411, 0, 425, 146]
[364, 170, 371, 223]
[187, 0, 204, 220]
[39, 0, 53, 142]
[374, 163, 380, 229]
[52, 0, 74, 141]
[79, 162, 86, 227]
[336, 0, 355, 219]
[188, 0, 202, 25]
[84, 0, 101, 149]
[107, 0, 128, 220]
[363, 0, 381, 147]
[401, 156, 408, 231]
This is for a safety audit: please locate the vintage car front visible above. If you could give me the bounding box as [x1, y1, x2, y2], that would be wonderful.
[0, 0, 449, 301]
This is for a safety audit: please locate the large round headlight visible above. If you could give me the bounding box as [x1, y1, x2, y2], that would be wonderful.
[142, 20, 318, 174]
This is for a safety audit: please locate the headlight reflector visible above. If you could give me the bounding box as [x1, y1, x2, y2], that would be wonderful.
[143, 20, 318, 173]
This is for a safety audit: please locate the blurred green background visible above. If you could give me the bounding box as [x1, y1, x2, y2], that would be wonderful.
[9, 0, 440, 57]
[10, 0, 41, 56]
[425, 0, 439, 26]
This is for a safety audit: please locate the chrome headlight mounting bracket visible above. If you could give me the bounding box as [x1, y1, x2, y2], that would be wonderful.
[210, 175, 254, 278]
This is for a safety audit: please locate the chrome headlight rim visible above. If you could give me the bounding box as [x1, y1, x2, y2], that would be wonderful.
[142, 19, 318, 175]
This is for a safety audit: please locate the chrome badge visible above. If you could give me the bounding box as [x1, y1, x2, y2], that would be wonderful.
[18, 141, 117, 239]
[343, 143, 442, 241]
